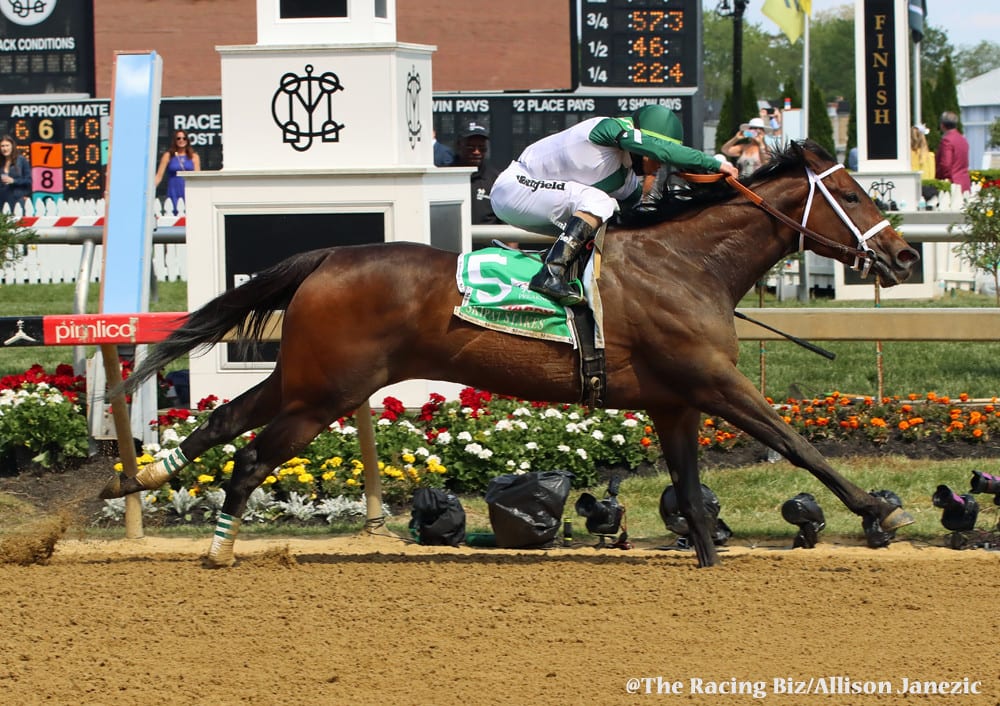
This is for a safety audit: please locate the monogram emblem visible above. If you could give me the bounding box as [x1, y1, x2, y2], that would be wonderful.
[405, 66, 422, 149]
[271, 64, 345, 152]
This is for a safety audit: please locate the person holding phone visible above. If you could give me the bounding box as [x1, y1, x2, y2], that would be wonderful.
[720, 117, 774, 178]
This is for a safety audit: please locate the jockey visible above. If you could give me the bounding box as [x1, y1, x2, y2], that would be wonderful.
[490, 104, 738, 305]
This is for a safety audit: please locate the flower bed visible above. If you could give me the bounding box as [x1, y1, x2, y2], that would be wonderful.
[0, 364, 88, 471]
[4, 365, 1000, 526]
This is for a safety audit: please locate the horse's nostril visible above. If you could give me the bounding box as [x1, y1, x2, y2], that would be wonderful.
[897, 248, 920, 266]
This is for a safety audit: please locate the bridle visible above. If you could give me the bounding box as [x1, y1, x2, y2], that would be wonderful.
[684, 163, 890, 278]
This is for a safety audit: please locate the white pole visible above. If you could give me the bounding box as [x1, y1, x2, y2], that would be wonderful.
[912, 41, 921, 123]
[802, 13, 810, 137]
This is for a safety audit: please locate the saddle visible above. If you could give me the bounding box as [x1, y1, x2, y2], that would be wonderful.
[455, 234, 607, 408]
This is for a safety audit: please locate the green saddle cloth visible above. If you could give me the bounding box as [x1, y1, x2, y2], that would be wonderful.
[454, 247, 578, 344]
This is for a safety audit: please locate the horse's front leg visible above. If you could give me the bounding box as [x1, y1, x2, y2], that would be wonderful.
[100, 372, 283, 500]
[696, 370, 913, 539]
[648, 408, 719, 567]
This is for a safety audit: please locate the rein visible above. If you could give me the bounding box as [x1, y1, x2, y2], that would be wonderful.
[682, 166, 888, 277]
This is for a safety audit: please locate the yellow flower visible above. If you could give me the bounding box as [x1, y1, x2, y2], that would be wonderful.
[987, 209, 995, 218]
[402, 452, 416, 464]
[223, 460, 234, 475]
[322, 470, 336, 481]
[197, 474, 215, 484]
[346, 478, 359, 487]
[263, 475, 277, 485]
[298, 472, 314, 484]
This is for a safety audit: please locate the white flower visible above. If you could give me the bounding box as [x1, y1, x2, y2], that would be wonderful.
[557, 444, 571, 453]
[338, 425, 358, 436]
[461, 406, 474, 415]
[512, 407, 532, 417]
[494, 419, 514, 432]
[576, 448, 588, 460]
[160, 427, 180, 444]
[543, 408, 563, 418]
[415, 447, 430, 457]
[222, 444, 236, 454]
[568, 412, 580, 421]
[457, 431, 473, 442]
[611, 433, 626, 445]
[519, 461, 531, 471]
[376, 418, 392, 426]
[622, 418, 638, 428]
[506, 460, 516, 468]
[591, 429, 605, 441]
[436, 431, 452, 444]
[565, 422, 580, 433]
[525, 441, 538, 451]
[465, 442, 483, 455]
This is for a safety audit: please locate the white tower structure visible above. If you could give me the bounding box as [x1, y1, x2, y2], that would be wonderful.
[184, 0, 471, 406]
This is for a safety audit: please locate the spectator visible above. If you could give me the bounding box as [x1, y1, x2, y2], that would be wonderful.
[155, 129, 201, 215]
[910, 124, 934, 179]
[935, 111, 971, 193]
[847, 147, 859, 172]
[433, 130, 455, 167]
[720, 117, 773, 178]
[455, 121, 501, 225]
[490, 104, 737, 305]
[0, 134, 31, 213]
[911, 124, 938, 205]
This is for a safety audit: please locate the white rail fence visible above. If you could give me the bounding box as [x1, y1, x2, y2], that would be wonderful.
[1, 197, 188, 284]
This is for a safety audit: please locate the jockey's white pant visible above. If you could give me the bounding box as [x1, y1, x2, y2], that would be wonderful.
[490, 161, 619, 237]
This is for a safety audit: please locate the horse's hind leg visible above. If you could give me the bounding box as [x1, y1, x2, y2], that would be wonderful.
[204, 403, 340, 568]
[649, 408, 719, 567]
[99, 371, 283, 499]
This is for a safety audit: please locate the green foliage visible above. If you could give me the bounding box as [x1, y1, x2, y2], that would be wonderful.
[781, 75, 800, 110]
[0, 384, 89, 468]
[953, 179, 1000, 305]
[933, 56, 961, 131]
[0, 213, 37, 269]
[807, 84, 835, 156]
[989, 117, 1000, 149]
[953, 41, 1000, 83]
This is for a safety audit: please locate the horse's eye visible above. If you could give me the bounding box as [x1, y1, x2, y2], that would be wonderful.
[844, 193, 860, 203]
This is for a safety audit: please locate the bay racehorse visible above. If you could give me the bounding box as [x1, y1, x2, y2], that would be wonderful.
[103, 140, 919, 567]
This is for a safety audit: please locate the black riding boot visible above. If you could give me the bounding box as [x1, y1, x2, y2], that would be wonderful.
[529, 217, 596, 305]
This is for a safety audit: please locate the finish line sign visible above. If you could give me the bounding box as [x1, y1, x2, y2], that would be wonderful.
[0, 313, 185, 347]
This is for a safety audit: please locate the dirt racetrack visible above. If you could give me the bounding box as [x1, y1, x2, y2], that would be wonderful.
[0, 528, 998, 706]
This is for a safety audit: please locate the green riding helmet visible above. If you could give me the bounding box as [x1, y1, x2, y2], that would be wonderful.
[631, 104, 684, 143]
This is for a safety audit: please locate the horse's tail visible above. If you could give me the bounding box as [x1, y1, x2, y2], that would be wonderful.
[113, 248, 332, 398]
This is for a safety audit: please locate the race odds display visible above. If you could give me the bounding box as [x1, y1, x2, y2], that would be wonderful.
[578, 0, 699, 89]
[0, 99, 224, 205]
[1, 102, 109, 203]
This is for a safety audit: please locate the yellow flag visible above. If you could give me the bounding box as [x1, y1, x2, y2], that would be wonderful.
[762, 0, 810, 43]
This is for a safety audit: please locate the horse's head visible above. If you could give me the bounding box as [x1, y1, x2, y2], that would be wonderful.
[789, 140, 920, 286]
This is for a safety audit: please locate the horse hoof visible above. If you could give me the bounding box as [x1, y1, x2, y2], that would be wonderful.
[882, 507, 915, 531]
[98, 474, 124, 500]
[202, 555, 236, 569]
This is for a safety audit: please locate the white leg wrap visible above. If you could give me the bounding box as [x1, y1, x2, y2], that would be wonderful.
[135, 447, 189, 489]
[207, 512, 242, 567]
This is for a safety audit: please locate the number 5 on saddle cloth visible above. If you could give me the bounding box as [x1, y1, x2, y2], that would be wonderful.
[455, 232, 606, 407]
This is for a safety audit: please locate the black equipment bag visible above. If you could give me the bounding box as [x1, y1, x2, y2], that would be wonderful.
[409, 487, 466, 546]
[484, 471, 573, 548]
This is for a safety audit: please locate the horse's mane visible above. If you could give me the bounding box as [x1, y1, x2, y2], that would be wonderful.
[618, 139, 834, 227]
